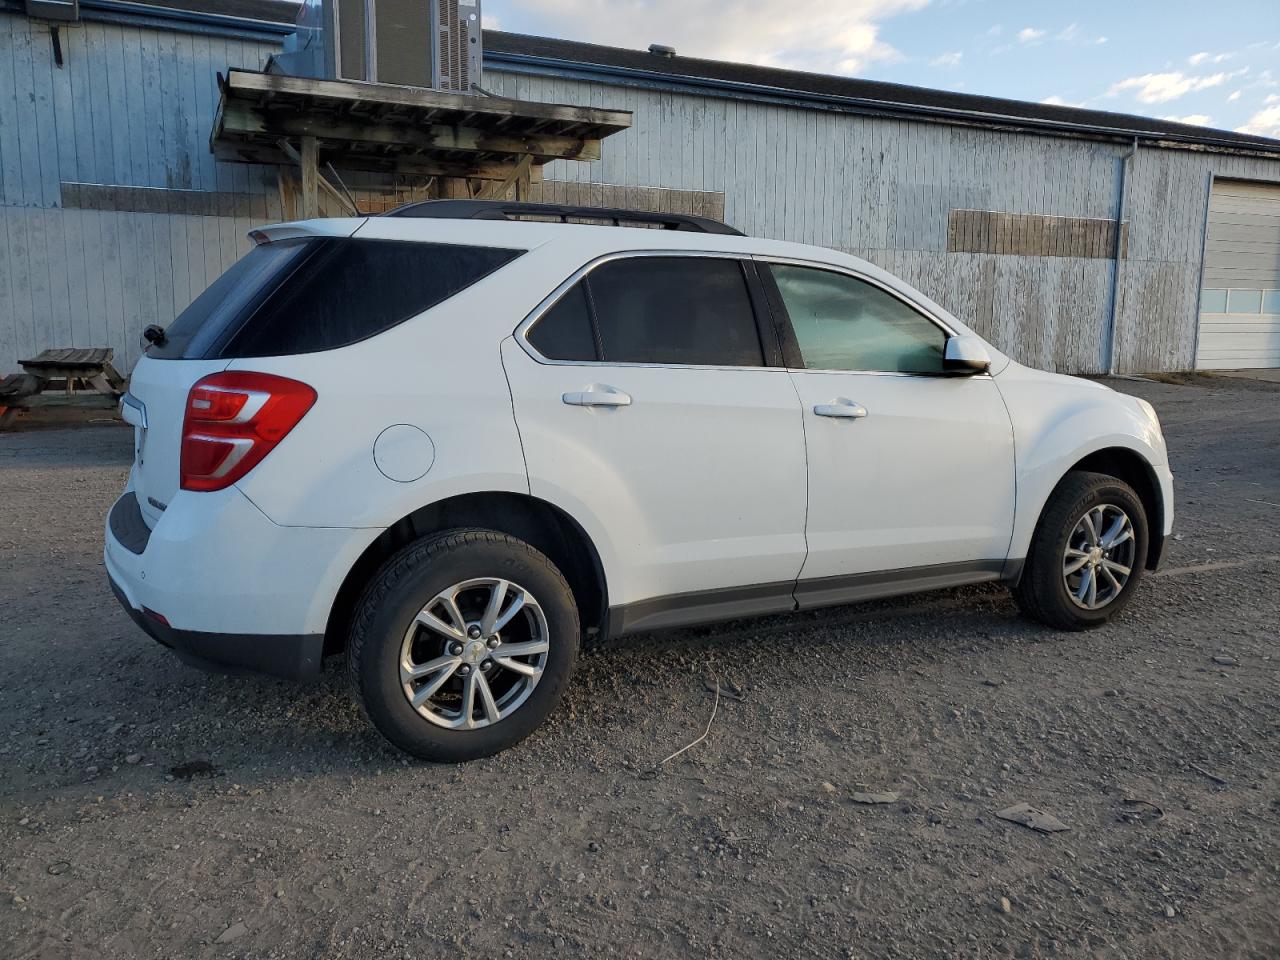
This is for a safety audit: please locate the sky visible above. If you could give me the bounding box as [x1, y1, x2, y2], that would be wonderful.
[481, 0, 1280, 138]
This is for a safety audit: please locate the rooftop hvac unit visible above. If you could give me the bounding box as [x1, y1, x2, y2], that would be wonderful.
[278, 0, 482, 92]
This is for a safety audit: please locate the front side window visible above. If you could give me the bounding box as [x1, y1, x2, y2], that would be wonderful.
[769, 264, 946, 374]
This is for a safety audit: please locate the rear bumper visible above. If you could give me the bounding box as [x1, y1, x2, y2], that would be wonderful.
[104, 485, 382, 676]
[109, 573, 324, 679]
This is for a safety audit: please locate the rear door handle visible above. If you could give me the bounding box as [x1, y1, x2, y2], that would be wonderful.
[814, 398, 868, 419]
[562, 384, 632, 408]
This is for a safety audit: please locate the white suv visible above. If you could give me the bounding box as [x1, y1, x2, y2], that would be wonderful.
[105, 200, 1174, 761]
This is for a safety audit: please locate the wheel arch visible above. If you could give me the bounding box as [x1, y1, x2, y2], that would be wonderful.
[1030, 446, 1166, 574]
[323, 491, 609, 657]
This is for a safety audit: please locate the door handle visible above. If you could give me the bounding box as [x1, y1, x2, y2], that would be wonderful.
[814, 399, 868, 419]
[562, 384, 632, 408]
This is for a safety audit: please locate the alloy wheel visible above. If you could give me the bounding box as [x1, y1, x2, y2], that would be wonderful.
[1062, 504, 1136, 610]
[399, 577, 550, 729]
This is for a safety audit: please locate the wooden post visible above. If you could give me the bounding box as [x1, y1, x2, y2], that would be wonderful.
[276, 168, 296, 221]
[438, 177, 470, 199]
[300, 135, 320, 218]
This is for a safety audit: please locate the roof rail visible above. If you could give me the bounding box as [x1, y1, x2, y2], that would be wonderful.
[383, 199, 744, 236]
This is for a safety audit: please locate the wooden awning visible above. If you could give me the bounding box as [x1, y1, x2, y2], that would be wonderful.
[211, 69, 632, 180]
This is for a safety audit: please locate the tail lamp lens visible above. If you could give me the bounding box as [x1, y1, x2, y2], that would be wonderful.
[180, 372, 316, 492]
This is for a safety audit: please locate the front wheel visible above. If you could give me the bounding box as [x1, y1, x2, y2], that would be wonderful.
[1012, 471, 1148, 630]
[348, 530, 580, 761]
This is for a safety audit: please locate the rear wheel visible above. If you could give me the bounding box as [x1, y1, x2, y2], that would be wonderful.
[1012, 471, 1148, 630]
[349, 530, 579, 761]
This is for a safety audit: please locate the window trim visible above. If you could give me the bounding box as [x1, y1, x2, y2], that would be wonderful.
[515, 250, 784, 371]
[754, 255, 991, 379]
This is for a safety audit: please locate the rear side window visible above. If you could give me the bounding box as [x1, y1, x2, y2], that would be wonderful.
[149, 238, 523, 359]
[526, 282, 597, 362]
[587, 257, 763, 366]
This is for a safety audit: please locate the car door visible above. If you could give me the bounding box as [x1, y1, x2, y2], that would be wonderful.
[501, 253, 809, 630]
[757, 259, 1016, 605]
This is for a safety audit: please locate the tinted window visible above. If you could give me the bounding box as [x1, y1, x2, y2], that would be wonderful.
[148, 239, 311, 359]
[587, 257, 764, 366]
[770, 264, 946, 374]
[527, 282, 597, 361]
[149, 239, 523, 359]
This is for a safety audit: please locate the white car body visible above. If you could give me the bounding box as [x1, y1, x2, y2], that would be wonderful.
[105, 211, 1173, 679]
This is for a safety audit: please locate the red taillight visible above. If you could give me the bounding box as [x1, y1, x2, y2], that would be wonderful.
[180, 372, 316, 492]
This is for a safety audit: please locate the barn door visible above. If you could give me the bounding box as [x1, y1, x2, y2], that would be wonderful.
[1196, 180, 1280, 370]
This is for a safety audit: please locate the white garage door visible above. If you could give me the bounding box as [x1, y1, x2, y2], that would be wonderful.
[1196, 180, 1280, 370]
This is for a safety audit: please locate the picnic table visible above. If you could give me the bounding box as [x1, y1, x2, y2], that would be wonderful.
[0, 348, 126, 429]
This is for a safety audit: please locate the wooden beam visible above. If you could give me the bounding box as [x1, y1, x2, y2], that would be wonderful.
[299, 135, 319, 218]
[220, 103, 602, 161]
[214, 140, 545, 181]
[276, 139, 360, 216]
[475, 155, 533, 201]
[224, 69, 632, 134]
[276, 167, 296, 220]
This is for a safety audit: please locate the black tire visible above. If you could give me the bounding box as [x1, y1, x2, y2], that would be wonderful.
[348, 529, 579, 762]
[1012, 471, 1149, 631]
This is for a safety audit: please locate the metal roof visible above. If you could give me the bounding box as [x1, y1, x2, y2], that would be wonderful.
[484, 32, 1280, 157]
[11, 0, 1279, 157]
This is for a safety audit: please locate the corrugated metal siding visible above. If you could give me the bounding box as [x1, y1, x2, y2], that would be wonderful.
[5, 11, 1280, 375]
[486, 70, 1280, 374]
[1112, 152, 1280, 371]
[1195, 179, 1280, 369]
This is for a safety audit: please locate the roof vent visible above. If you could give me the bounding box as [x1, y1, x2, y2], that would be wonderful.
[648, 43, 676, 58]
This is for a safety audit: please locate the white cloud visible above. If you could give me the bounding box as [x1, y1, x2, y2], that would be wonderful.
[493, 0, 931, 75]
[1268, 94, 1280, 104]
[1058, 23, 1078, 42]
[931, 51, 963, 67]
[1228, 89, 1242, 101]
[1189, 50, 1235, 66]
[1017, 27, 1045, 43]
[1107, 71, 1232, 104]
[1095, 36, 1108, 45]
[482, 12, 501, 29]
[1041, 95, 1082, 107]
[1162, 114, 1213, 126]
[1237, 104, 1280, 138]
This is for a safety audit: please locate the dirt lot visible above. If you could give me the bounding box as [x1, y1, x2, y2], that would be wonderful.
[1, 374, 1278, 960]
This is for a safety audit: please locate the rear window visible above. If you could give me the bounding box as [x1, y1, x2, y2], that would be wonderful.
[148, 238, 523, 359]
[526, 282, 597, 362]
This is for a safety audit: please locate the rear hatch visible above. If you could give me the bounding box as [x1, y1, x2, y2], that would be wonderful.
[122, 218, 524, 528]
[125, 221, 362, 529]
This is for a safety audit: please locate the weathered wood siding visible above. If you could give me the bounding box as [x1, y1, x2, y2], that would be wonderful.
[0, 13, 281, 372]
[5, 10, 1280, 375]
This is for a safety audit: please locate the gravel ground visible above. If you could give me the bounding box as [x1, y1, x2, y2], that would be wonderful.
[1, 374, 1277, 960]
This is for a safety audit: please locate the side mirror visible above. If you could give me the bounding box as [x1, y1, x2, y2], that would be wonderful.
[944, 335, 991, 375]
